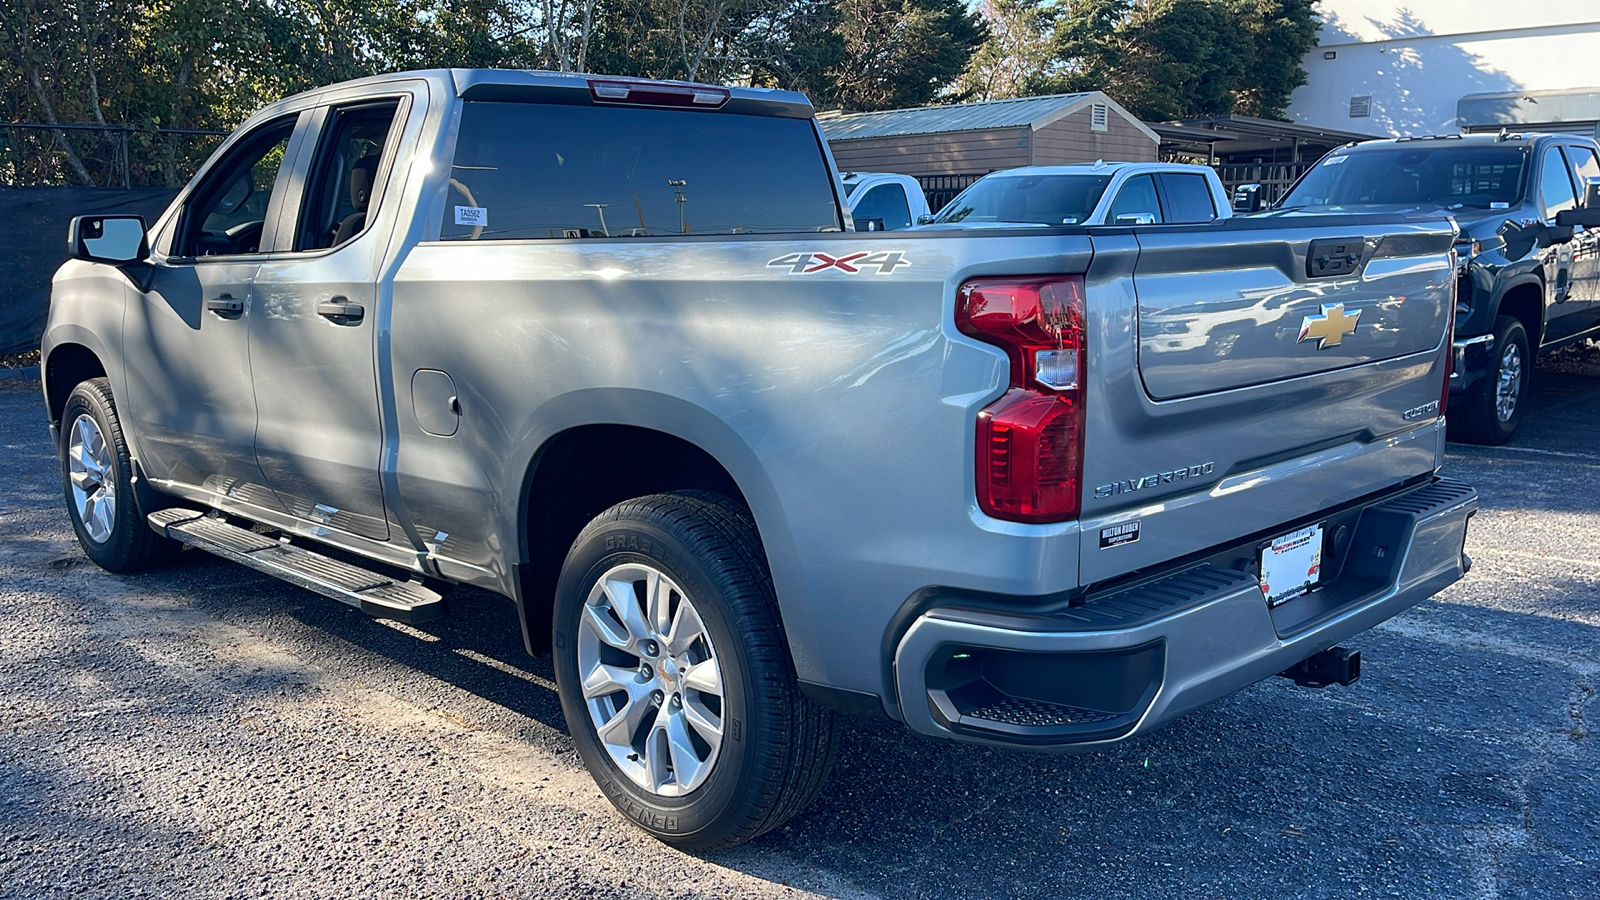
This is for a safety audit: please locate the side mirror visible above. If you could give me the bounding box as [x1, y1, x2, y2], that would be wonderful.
[1546, 223, 1577, 243]
[1232, 184, 1266, 213]
[858, 217, 886, 232]
[1554, 208, 1600, 228]
[915, 214, 936, 225]
[68, 215, 148, 264]
[1558, 176, 1600, 227]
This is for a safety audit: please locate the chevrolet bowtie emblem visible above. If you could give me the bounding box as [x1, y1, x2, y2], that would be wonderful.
[1297, 303, 1362, 349]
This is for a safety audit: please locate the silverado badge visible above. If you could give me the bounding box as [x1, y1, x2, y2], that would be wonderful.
[1297, 303, 1362, 350]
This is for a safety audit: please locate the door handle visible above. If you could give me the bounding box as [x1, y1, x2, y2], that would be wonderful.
[206, 294, 244, 317]
[316, 297, 364, 323]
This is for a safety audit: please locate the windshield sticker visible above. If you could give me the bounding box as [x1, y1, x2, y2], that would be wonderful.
[1491, 202, 1509, 209]
[767, 251, 911, 275]
[1321, 155, 1348, 166]
[454, 205, 488, 227]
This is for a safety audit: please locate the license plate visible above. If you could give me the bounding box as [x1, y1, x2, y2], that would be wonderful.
[1259, 524, 1323, 608]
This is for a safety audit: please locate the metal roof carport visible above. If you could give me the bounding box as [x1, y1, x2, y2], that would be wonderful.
[817, 93, 1160, 210]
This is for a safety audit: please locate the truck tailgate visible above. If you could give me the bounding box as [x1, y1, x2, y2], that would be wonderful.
[1134, 226, 1453, 399]
[1078, 217, 1457, 586]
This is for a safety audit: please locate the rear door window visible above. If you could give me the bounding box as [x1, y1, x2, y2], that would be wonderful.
[1155, 173, 1216, 223]
[441, 101, 841, 239]
[294, 100, 403, 251]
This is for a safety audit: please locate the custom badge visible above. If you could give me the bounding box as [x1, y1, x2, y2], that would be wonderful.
[1297, 302, 1361, 349]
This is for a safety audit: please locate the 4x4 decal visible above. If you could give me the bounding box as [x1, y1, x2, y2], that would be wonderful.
[767, 251, 911, 275]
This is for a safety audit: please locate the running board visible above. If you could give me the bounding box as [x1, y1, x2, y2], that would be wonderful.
[148, 509, 445, 623]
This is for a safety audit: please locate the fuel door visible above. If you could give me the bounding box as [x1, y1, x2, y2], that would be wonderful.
[411, 369, 460, 437]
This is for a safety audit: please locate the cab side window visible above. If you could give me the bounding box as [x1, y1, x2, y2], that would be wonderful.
[175, 116, 297, 257]
[853, 183, 913, 231]
[1562, 145, 1600, 202]
[1539, 146, 1577, 220]
[1156, 174, 1217, 224]
[296, 101, 402, 251]
[1109, 175, 1163, 224]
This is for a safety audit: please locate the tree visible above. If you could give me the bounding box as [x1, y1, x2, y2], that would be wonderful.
[1033, 0, 1319, 121]
[0, 0, 995, 184]
[954, 0, 1058, 103]
[1226, 0, 1319, 117]
[822, 0, 985, 111]
[588, 0, 781, 83]
[741, 0, 840, 101]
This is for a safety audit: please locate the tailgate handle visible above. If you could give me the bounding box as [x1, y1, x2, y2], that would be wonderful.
[1307, 238, 1365, 279]
[206, 294, 243, 317]
[316, 298, 365, 323]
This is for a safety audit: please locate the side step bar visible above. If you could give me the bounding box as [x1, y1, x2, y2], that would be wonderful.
[148, 509, 445, 623]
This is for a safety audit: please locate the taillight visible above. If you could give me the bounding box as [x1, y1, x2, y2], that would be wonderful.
[588, 79, 729, 108]
[956, 277, 1086, 523]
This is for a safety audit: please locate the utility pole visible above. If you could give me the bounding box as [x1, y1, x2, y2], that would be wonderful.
[668, 179, 688, 234]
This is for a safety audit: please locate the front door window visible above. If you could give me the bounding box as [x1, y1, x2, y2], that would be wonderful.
[175, 117, 297, 257]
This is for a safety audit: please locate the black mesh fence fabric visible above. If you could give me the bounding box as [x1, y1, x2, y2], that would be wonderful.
[0, 187, 177, 355]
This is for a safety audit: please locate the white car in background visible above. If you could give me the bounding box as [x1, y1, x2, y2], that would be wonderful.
[841, 172, 931, 230]
[923, 161, 1233, 228]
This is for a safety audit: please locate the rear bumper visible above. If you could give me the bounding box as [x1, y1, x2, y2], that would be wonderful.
[892, 477, 1477, 749]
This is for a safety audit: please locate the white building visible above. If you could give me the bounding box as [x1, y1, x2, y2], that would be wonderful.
[1287, 0, 1600, 137]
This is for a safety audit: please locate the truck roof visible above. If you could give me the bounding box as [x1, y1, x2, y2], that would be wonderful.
[978, 162, 1220, 177]
[1339, 132, 1593, 151]
[258, 68, 815, 121]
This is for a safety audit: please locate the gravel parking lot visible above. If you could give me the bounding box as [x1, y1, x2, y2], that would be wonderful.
[2, 347, 1597, 899]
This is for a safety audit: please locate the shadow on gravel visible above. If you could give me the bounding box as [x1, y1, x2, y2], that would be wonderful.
[159, 549, 571, 738]
[710, 601, 1599, 898]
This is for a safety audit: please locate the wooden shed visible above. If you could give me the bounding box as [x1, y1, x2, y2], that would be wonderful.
[817, 93, 1160, 179]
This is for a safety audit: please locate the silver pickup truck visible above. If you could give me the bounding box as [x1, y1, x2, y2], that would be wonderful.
[44, 69, 1476, 849]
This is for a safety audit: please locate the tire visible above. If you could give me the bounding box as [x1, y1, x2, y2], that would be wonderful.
[1448, 316, 1530, 446]
[59, 378, 181, 572]
[552, 491, 837, 850]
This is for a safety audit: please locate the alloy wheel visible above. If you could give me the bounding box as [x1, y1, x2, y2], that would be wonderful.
[67, 413, 116, 544]
[1495, 341, 1523, 423]
[576, 563, 726, 796]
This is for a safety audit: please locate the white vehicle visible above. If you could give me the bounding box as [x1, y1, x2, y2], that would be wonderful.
[924, 162, 1233, 228]
[840, 171, 930, 231]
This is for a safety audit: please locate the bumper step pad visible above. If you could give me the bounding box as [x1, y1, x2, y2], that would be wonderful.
[148, 509, 444, 623]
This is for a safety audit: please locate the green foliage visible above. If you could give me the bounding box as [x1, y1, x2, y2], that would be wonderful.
[823, 0, 985, 111]
[954, 0, 1060, 102]
[1, 0, 1309, 185]
[1032, 0, 1319, 120]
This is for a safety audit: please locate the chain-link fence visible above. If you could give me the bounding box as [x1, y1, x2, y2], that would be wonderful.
[1, 122, 228, 189]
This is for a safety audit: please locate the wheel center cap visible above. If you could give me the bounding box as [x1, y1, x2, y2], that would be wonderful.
[658, 657, 680, 690]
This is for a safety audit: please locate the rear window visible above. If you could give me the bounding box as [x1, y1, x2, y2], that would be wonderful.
[441, 101, 841, 239]
[1281, 145, 1529, 209]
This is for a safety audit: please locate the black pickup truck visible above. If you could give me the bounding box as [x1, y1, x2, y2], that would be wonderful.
[1253, 132, 1600, 444]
